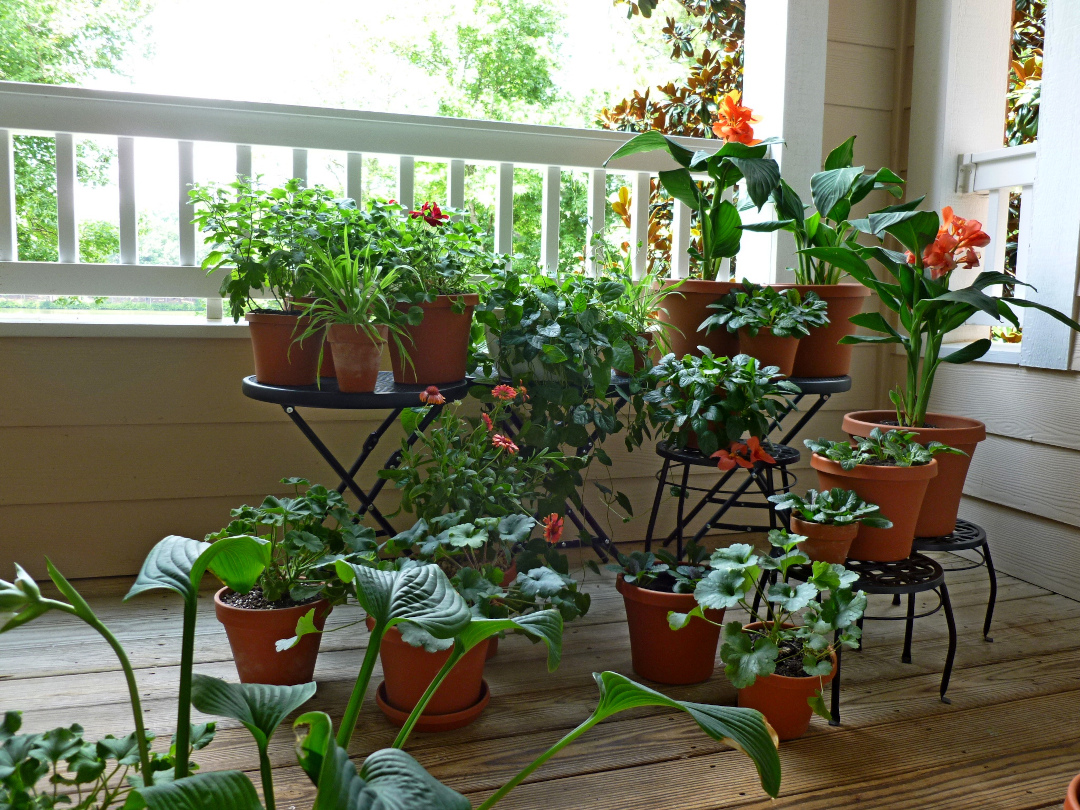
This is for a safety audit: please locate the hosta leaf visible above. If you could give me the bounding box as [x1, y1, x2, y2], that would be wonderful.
[190, 676, 315, 751]
[336, 562, 470, 640]
[123, 770, 263, 809]
[126, 535, 269, 602]
[454, 611, 564, 672]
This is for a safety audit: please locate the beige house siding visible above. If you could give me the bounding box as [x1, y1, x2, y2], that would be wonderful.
[0, 0, 910, 580]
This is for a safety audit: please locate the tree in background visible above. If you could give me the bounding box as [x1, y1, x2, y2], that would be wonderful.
[1, 0, 150, 264]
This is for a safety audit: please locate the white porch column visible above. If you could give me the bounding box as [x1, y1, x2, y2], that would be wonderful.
[1021, 0, 1080, 369]
[740, 0, 829, 284]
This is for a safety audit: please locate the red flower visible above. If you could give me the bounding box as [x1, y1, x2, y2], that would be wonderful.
[907, 206, 991, 280]
[481, 412, 494, 431]
[711, 437, 775, 470]
[418, 385, 446, 405]
[491, 384, 518, 401]
[491, 433, 519, 454]
[410, 201, 449, 227]
[542, 513, 564, 545]
[711, 90, 762, 145]
[516, 382, 529, 400]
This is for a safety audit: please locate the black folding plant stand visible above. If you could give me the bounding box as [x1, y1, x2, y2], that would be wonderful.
[242, 372, 471, 537]
[643, 376, 851, 556]
[912, 518, 996, 642]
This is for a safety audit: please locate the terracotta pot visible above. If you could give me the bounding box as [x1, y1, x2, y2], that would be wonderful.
[486, 562, 518, 660]
[736, 622, 836, 741]
[327, 324, 387, 393]
[657, 279, 740, 359]
[790, 516, 859, 564]
[389, 294, 479, 385]
[784, 284, 871, 378]
[842, 410, 987, 538]
[737, 329, 799, 377]
[811, 454, 938, 561]
[1065, 772, 1080, 810]
[368, 618, 489, 724]
[214, 588, 330, 685]
[616, 575, 723, 685]
[289, 296, 337, 379]
[244, 311, 322, 387]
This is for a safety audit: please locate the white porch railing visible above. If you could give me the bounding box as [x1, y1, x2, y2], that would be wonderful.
[0, 82, 716, 319]
[956, 142, 1037, 327]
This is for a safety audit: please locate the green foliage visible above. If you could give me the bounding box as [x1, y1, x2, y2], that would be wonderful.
[644, 351, 800, 457]
[607, 541, 711, 593]
[804, 427, 964, 471]
[768, 488, 893, 529]
[702, 280, 830, 338]
[205, 478, 377, 605]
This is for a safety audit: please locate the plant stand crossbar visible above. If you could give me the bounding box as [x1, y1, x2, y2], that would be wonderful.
[241, 372, 472, 537]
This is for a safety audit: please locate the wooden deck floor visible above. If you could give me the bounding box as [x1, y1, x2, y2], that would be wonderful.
[4, 546, 1080, 809]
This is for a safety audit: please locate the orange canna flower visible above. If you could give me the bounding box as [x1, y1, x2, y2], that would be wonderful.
[542, 513, 564, 545]
[907, 206, 991, 280]
[419, 385, 446, 405]
[711, 437, 775, 470]
[491, 433, 519, 454]
[711, 90, 762, 145]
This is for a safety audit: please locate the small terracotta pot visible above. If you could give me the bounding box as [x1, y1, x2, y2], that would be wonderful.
[368, 618, 489, 726]
[327, 324, 387, 393]
[657, 279, 740, 359]
[737, 329, 799, 377]
[811, 454, 938, 561]
[616, 575, 723, 685]
[783, 284, 871, 378]
[1065, 772, 1080, 810]
[245, 311, 322, 387]
[486, 561, 518, 660]
[790, 516, 859, 564]
[289, 296, 336, 379]
[214, 588, 330, 685]
[389, 294, 479, 385]
[842, 410, 987, 538]
[736, 622, 836, 741]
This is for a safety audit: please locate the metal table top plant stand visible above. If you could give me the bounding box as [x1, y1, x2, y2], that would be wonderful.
[910, 518, 996, 642]
[242, 372, 471, 537]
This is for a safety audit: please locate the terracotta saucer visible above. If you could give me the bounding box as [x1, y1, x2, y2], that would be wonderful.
[375, 680, 491, 732]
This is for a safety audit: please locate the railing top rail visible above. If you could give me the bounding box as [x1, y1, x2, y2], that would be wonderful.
[0, 81, 713, 172]
[960, 142, 1038, 193]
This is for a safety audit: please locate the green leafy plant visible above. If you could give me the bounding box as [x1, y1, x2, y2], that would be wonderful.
[702, 280, 829, 337]
[745, 136, 904, 285]
[644, 351, 800, 457]
[670, 530, 866, 715]
[604, 131, 781, 280]
[607, 541, 711, 593]
[768, 487, 893, 528]
[205, 477, 377, 607]
[804, 427, 965, 471]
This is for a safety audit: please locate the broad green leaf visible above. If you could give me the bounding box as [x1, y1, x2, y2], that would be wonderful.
[808, 693, 832, 722]
[275, 607, 321, 652]
[823, 136, 855, 170]
[709, 199, 744, 258]
[728, 157, 780, 210]
[657, 168, 704, 211]
[810, 166, 862, 220]
[720, 623, 779, 689]
[590, 672, 780, 798]
[336, 562, 471, 640]
[694, 567, 752, 610]
[604, 131, 695, 168]
[1006, 297, 1080, 331]
[190, 676, 315, 751]
[940, 339, 992, 364]
[454, 611, 564, 672]
[126, 535, 269, 602]
[123, 770, 263, 810]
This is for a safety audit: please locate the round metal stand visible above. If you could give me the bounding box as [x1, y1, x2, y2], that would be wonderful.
[912, 518, 996, 641]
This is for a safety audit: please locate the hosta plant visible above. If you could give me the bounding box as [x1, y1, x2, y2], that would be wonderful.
[768, 487, 893, 528]
[702, 280, 829, 338]
[805, 427, 964, 471]
[670, 530, 867, 714]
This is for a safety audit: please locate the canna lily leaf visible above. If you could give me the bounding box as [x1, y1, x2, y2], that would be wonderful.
[123, 770, 263, 809]
[604, 130, 695, 168]
[810, 166, 863, 221]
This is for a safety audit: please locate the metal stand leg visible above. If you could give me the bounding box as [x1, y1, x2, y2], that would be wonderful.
[830, 633, 842, 727]
[644, 458, 671, 553]
[333, 408, 404, 496]
[855, 616, 864, 651]
[901, 593, 916, 664]
[674, 464, 690, 559]
[939, 582, 957, 704]
[981, 539, 997, 642]
[892, 594, 902, 606]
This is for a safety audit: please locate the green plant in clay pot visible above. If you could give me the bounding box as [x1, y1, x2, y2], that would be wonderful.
[768, 487, 893, 563]
[805, 429, 962, 561]
[701, 280, 829, 376]
[670, 530, 867, 740]
[206, 477, 377, 685]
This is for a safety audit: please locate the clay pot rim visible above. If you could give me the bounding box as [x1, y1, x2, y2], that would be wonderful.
[214, 587, 329, 616]
[842, 409, 987, 443]
[659, 278, 739, 294]
[810, 453, 939, 481]
[375, 680, 490, 730]
[245, 310, 310, 323]
[616, 574, 699, 608]
[769, 283, 872, 298]
[326, 322, 388, 343]
[1066, 772, 1080, 810]
[790, 516, 859, 542]
[399, 293, 480, 308]
[742, 621, 838, 686]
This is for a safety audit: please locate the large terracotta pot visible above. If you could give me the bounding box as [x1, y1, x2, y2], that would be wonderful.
[244, 311, 322, 387]
[657, 279, 739, 359]
[842, 410, 986, 538]
[736, 622, 835, 741]
[368, 618, 489, 729]
[1065, 772, 1080, 810]
[389, 294, 479, 385]
[616, 575, 723, 685]
[811, 454, 938, 561]
[790, 516, 858, 564]
[290, 296, 336, 379]
[737, 330, 799, 377]
[327, 324, 387, 393]
[214, 588, 330, 685]
[785, 284, 871, 378]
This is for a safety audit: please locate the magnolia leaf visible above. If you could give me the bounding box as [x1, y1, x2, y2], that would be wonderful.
[191, 676, 315, 752]
[123, 770, 263, 810]
[336, 562, 470, 640]
[590, 672, 780, 798]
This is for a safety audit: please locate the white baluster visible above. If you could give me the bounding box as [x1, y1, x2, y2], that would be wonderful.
[118, 137, 138, 265]
[447, 159, 465, 210]
[55, 133, 78, 264]
[347, 152, 363, 203]
[585, 168, 606, 277]
[292, 148, 308, 186]
[236, 144, 252, 182]
[0, 129, 15, 261]
[495, 162, 514, 263]
[540, 165, 560, 274]
[178, 141, 196, 267]
[397, 156, 415, 211]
